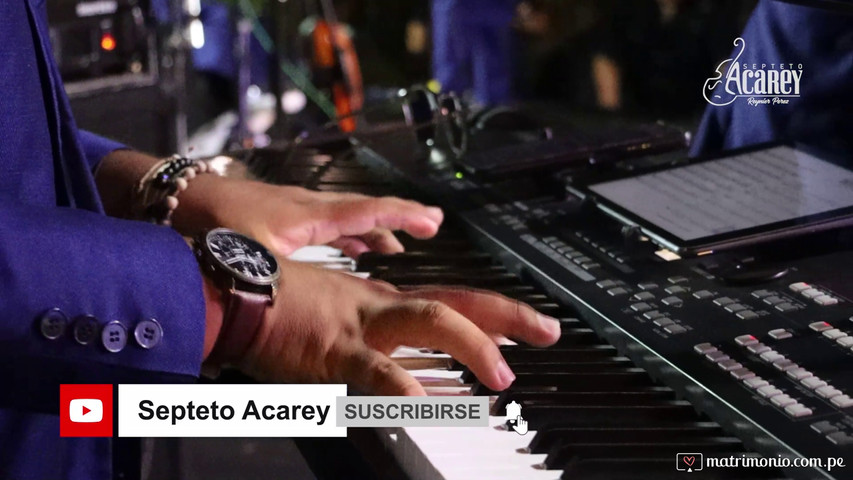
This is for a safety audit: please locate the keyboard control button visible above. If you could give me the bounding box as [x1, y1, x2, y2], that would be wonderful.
[768, 328, 793, 340]
[736, 311, 759, 320]
[637, 282, 659, 290]
[725, 303, 747, 313]
[713, 297, 736, 306]
[830, 395, 853, 409]
[693, 343, 717, 354]
[784, 404, 813, 418]
[667, 276, 688, 284]
[631, 292, 655, 302]
[751, 290, 775, 298]
[789, 282, 810, 292]
[735, 335, 758, 346]
[596, 280, 621, 289]
[693, 290, 714, 300]
[757, 386, 782, 398]
[607, 287, 629, 297]
[770, 395, 796, 408]
[826, 432, 853, 446]
[743, 377, 768, 389]
[746, 343, 770, 354]
[664, 286, 686, 295]
[664, 325, 687, 335]
[801, 288, 823, 299]
[815, 295, 839, 306]
[772, 359, 797, 371]
[809, 321, 833, 332]
[810, 421, 839, 435]
[717, 359, 742, 371]
[730, 368, 755, 380]
[654, 318, 675, 328]
[774, 303, 798, 313]
[630, 303, 652, 312]
[801, 377, 827, 390]
[759, 351, 783, 363]
[815, 386, 843, 399]
[837, 336, 853, 348]
[763, 296, 785, 305]
[705, 351, 729, 362]
[822, 329, 846, 340]
[786, 368, 813, 381]
[643, 311, 664, 320]
[661, 296, 683, 307]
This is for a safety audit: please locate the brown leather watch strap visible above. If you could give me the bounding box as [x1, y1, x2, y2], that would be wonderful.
[210, 290, 271, 363]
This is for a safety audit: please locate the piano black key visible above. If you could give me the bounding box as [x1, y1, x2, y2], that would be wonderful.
[499, 345, 619, 362]
[358, 250, 492, 271]
[397, 238, 474, 252]
[375, 271, 522, 288]
[496, 388, 678, 415]
[527, 423, 724, 453]
[554, 328, 601, 346]
[451, 345, 616, 372]
[356, 252, 495, 270]
[545, 438, 744, 468]
[518, 401, 703, 430]
[472, 370, 656, 396]
[557, 457, 785, 480]
[460, 359, 635, 383]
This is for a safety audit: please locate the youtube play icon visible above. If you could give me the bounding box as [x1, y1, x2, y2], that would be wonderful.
[61, 384, 113, 437]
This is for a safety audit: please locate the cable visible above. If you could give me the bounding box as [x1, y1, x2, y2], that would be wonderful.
[237, 0, 338, 119]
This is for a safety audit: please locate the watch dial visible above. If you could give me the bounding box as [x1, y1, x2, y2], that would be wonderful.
[206, 230, 279, 283]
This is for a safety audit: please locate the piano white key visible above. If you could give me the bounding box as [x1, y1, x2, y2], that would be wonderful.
[409, 369, 462, 380]
[288, 245, 358, 272]
[391, 346, 451, 358]
[288, 245, 348, 262]
[391, 416, 561, 480]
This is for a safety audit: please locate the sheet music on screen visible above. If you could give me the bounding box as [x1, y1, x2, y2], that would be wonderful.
[589, 146, 853, 241]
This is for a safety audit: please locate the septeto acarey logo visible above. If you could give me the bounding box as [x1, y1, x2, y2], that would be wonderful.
[703, 38, 803, 107]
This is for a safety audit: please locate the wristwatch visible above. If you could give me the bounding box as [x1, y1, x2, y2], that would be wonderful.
[194, 228, 280, 362]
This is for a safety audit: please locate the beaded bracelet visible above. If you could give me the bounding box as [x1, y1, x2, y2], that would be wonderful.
[133, 155, 214, 225]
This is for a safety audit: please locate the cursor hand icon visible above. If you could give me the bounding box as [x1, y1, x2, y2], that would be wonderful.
[513, 416, 528, 435]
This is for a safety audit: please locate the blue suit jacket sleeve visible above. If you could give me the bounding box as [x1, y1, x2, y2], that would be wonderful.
[77, 130, 127, 172]
[0, 203, 206, 413]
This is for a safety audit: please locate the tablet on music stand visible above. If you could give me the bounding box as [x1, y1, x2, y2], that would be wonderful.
[584, 144, 853, 256]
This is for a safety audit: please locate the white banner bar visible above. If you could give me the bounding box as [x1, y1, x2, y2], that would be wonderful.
[118, 384, 347, 437]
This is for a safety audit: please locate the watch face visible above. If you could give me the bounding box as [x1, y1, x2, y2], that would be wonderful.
[205, 229, 279, 285]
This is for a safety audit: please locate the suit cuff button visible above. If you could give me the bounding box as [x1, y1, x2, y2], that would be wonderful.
[72, 315, 100, 345]
[102, 321, 128, 353]
[39, 308, 68, 340]
[134, 318, 163, 349]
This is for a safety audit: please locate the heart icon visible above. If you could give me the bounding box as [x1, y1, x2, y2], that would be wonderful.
[683, 456, 695, 467]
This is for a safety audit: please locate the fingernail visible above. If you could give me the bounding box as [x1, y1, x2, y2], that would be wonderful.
[425, 207, 444, 222]
[496, 357, 516, 388]
[538, 313, 562, 337]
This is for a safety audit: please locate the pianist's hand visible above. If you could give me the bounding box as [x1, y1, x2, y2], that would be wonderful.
[178, 177, 444, 258]
[97, 152, 441, 258]
[207, 260, 562, 396]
